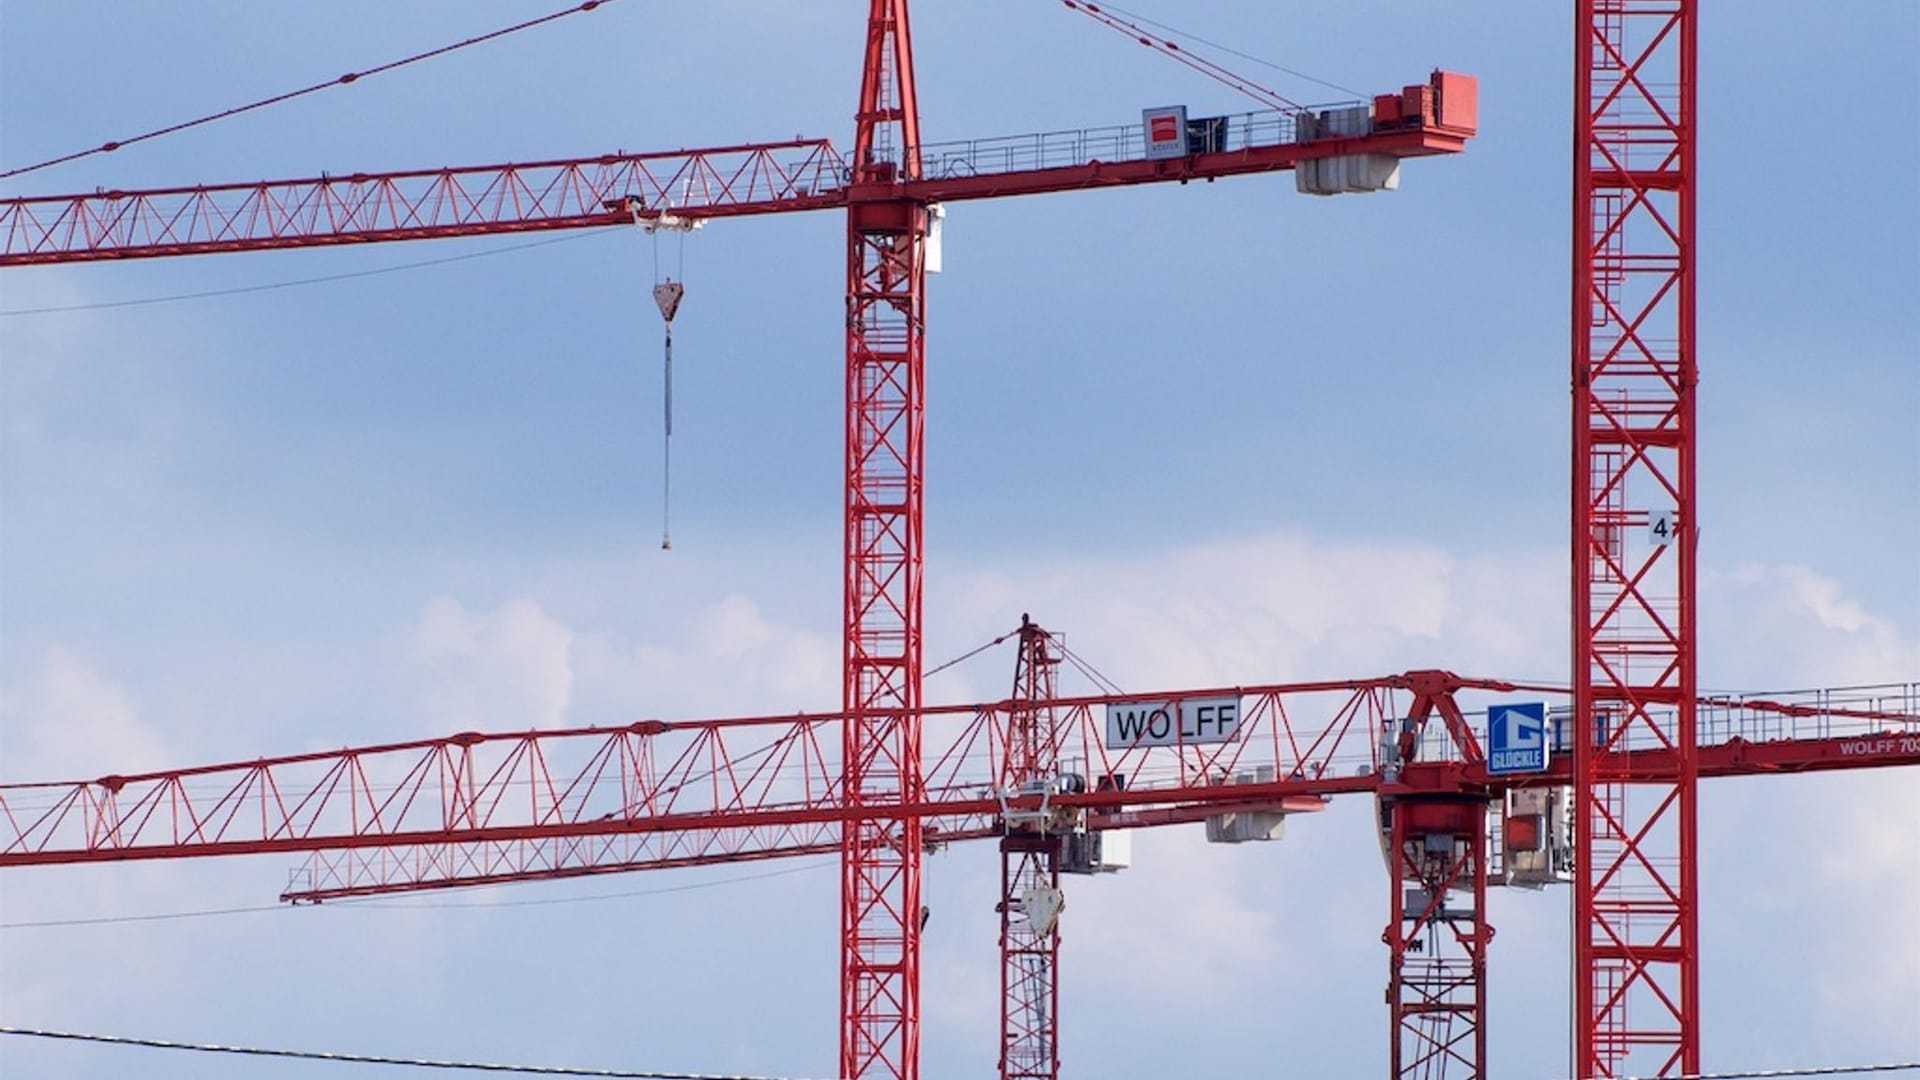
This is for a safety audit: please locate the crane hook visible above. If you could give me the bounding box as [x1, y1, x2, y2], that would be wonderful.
[653, 281, 685, 551]
[632, 203, 700, 552]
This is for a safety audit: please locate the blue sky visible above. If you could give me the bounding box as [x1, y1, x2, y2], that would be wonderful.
[2, 2, 1916, 1077]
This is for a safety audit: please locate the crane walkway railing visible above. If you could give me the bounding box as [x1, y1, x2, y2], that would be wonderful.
[1536, 682, 1920, 761]
[909, 104, 1343, 183]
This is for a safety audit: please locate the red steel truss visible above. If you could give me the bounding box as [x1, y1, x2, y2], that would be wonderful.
[0, 140, 848, 264]
[0, 674, 1446, 867]
[0, 101, 1475, 268]
[1572, 1, 1698, 1074]
[1386, 796, 1491, 1079]
[0, 62, 1475, 1079]
[1385, 675, 1494, 1079]
[842, 5, 928, 1076]
[998, 620, 1066, 1080]
[3, 4, 1897, 1074]
[4, 677, 1911, 876]
[1, 673, 1914, 1079]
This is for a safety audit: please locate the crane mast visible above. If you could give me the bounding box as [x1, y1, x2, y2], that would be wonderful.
[842, 4, 929, 1077]
[996, 619, 1068, 1080]
[1573, 3, 1698, 1074]
[1384, 674, 1495, 1077]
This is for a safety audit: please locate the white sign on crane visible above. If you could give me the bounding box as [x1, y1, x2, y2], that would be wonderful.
[1103, 696, 1242, 749]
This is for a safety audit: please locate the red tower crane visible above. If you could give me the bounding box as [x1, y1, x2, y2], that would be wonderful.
[0, 5, 1480, 1078]
[1572, 4, 1699, 1074]
[4, 3, 1908, 1079]
[4, 659, 1915, 1075]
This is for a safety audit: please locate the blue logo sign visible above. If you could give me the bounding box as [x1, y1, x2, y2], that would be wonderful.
[1487, 702, 1549, 775]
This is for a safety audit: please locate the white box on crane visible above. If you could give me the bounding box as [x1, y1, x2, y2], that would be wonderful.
[1500, 785, 1574, 889]
[1204, 764, 1288, 843]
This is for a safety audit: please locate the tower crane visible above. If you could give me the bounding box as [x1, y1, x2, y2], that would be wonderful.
[3, 2, 1905, 1079]
[4, 651, 1915, 1075]
[1, 4, 1478, 1077]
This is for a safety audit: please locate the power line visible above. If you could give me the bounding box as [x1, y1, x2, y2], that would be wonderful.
[0, 0, 621, 181]
[0, 857, 832, 929]
[0, 1027, 826, 1080]
[0, 227, 612, 317]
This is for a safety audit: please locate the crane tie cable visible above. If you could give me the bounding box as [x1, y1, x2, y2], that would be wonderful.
[0, 1, 620, 181]
[924, 625, 1025, 682]
[1059, 0, 1308, 113]
[0, 1027, 832, 1080]
[1070, 1, 1366, 99]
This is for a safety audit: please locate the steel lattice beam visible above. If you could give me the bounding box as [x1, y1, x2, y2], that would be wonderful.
[3, 679, 1909, 875]
[1, 87, 1474, 268]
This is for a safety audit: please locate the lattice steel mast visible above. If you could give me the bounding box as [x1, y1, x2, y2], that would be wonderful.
[1571, 2, 1698, 1075]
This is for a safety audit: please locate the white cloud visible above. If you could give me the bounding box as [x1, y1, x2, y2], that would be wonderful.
[406, 596, 576, 731]
[567, 592, 839, 722]
[0, 645, 175, 781]
[936, 531, 1567, 692]
[1707, 563, 1920, 687]
[1811, 771, 1920, 1028]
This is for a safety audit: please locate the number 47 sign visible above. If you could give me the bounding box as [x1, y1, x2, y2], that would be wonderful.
[1649, 510, 1677, 546]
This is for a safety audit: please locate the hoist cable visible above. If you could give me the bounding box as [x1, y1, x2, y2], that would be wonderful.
[0, 1, 620, 181]
[662, 320, 674, 550]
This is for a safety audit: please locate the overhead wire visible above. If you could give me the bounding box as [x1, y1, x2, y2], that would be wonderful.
[0, 1027, 830, 1080]
[0, 0, 621, 182]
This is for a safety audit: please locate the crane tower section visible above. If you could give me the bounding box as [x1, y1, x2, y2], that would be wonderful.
[1572, 1, 1699, 1075]
[842, 4, 928, 1079]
